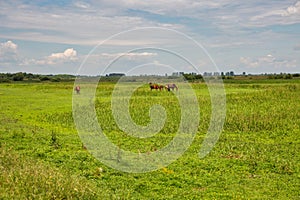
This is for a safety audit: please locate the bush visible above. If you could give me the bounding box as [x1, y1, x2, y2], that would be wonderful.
[0, 78, 11, 83]
[12, 73, 24, 81]
[51, 77, 61, 82]
[284, 74, 292, 79]
[292, 73, 300, 78]
[39, 76, 51, 81]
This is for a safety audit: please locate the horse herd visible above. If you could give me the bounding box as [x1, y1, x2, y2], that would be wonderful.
[74, 83, 178, 94]
[149, 82, 178, 91]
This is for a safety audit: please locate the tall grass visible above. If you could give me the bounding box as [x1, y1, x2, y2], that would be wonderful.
[0, 146, 100, 199]
[0, 80, 299, 199]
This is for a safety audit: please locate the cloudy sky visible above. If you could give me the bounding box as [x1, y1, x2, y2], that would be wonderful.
[0, 0, 299, 75]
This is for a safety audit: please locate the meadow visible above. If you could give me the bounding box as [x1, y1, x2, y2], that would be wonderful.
[0, 78, 299, 199]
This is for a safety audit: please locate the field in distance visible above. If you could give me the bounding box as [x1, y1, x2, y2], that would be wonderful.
[0, 78, 299, 199]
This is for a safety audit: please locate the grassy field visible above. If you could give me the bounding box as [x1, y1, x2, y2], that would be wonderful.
[0, 79, 299, 199]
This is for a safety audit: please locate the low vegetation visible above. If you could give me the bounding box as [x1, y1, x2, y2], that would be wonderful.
[0, 78, 299, 199]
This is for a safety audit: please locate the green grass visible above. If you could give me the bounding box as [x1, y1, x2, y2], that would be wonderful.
[0, 80, 299, 199]
[0, 146, 100, 199]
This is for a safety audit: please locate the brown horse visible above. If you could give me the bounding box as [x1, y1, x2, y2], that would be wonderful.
[75, 85, 80, 94]
[149, 82, 164, 91]
[165, 83, 178, 91]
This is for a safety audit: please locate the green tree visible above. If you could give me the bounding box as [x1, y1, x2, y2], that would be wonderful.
[12, 72, 24, 81]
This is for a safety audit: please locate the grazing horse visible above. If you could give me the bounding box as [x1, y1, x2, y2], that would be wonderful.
[165, 83, 178, 91]
[149, 82, 164, 91]
[75, 85, 80, 94]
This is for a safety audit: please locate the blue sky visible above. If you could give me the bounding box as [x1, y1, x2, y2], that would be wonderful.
[0, 0, 299, 75]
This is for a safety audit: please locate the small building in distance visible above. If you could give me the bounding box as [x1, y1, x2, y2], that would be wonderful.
[172, 72, 184, 76]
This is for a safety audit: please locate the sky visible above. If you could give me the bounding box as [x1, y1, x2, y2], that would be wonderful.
[0, 0, 299, 75]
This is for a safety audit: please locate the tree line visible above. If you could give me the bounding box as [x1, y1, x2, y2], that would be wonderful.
[0, 72, 299, 83]
[0, 72, 76, 83]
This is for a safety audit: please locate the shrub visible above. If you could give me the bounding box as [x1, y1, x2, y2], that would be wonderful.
[12, 72, 24, 81]
[39, 76, 51, 81]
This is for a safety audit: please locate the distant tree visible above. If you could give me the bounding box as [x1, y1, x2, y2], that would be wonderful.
[12, 72, 24, 81]
[51, 77, 61, 82]
[183, 73, 194, 81]
[284, 74, 292, 79]
[0, 76, 11, 83]
[195, 74, 203, 79]
[39, 76, 51, 81]
[182, 73, 203, 81]
[26, 73, 35, 79]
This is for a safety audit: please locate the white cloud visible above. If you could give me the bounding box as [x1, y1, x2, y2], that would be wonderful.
[83, 52, 157, 69]
[100, 52, 157, 58]
[0, 1, 297, 47]
[0, 1, 183, 46]
[74, 1, 90, 9]
[45, 48, 78, 64]
[261, 54, 276, 63]
[49, 48, 77, 60]
[0, 40, 19, 64]
[0, 40, 17, 52]
[22, 48, 78, 66]
[240, 54, 297, 69]
[0, 1, 299, 74]
[240, 57, 258, 68]
[249, 1, 300, 26]
[282, 1, 300, 16]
